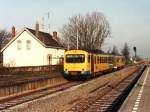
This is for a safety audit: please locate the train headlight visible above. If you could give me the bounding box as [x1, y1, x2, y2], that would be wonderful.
[64, 69, 68, 74]
[81, 68, 85, 74]
[81, 69, 90, 75]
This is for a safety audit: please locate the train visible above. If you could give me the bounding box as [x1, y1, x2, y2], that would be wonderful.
[63, 50, 125, 79]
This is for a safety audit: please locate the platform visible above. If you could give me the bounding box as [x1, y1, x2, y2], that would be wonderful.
[119, 65, 150, 112]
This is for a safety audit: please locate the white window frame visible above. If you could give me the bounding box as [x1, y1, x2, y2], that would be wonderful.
[26, 40, 31, 50]
[17, 40, 22, 50]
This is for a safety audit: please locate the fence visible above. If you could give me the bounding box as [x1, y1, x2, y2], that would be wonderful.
[0, 65, 63, 76]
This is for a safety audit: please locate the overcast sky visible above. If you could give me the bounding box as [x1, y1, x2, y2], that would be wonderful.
[0, 0, 150, 58]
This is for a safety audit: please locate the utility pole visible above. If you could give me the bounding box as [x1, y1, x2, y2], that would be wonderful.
[42, 17, 45, 31]
[76, 20, 79, 50]
[41, 11, 51, 33]
[77, 29, 79, 50]
[46, 12, 50, 33]
[67, 37, 70, 50]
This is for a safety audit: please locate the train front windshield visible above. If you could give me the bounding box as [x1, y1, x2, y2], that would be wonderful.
[66, 54, 85, 63]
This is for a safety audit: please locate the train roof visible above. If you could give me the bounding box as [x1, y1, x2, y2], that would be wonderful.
[65, 49, 111, 55]
[65, 49, 124, 57]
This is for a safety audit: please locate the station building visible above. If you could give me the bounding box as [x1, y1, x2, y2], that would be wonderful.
[1, 23, 64, 67]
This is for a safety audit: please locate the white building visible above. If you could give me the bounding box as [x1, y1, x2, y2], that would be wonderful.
[1, 24, 64, 67]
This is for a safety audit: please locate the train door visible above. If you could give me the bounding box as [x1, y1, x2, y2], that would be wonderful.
[91, 54, 94, 73]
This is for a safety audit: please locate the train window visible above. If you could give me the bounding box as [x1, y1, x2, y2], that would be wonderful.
[66, 54, 85, 63]
[97, 56, 99, 64]
[101, 57, 104, 63]
[107, 57, 109, 63]
[107, 57, 108, 63]
[105, 57, 107, 63]
[100, 57, 102, 63]
[88, 55, 90, 63]
[108, 57, 110, 63]
[102, 57, 104, 63]
[103, 57, 105, 63]
[109, 57, 113, 63]
[117, 58, 119, 62]
[121, 58, 123, 62]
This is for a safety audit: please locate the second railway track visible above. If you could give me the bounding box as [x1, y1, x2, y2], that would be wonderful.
[67, 65, 146, 112]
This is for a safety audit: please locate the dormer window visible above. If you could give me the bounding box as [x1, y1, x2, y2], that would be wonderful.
[17, 40, 22, 50]
[26, 40, 31, 50]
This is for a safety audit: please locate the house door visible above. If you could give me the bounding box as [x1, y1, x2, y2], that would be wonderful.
[47, 54, 52, 65]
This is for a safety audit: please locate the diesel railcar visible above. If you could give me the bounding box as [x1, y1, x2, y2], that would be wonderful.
[63, 50, 122, 79]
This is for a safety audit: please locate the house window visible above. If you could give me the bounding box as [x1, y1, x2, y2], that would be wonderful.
[26, 40, 31, 50]
[17, 40, 22, 50]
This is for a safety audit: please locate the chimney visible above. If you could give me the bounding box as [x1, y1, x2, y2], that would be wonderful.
[11, 26, 16, 38]
[35, 20, 39, 37]
[53, 31, 59, 42]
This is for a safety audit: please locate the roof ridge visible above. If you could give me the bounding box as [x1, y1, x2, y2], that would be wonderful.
[26, 27, 63, 49]
[26, 27, 51, 36]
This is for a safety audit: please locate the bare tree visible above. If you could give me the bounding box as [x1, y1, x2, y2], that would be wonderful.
[0, 29, 11, 50]
[111, 45, 119, 55]
[121, 43, 130, 64]
[0, 29, 11, 63]
[60, 11, 110, 51]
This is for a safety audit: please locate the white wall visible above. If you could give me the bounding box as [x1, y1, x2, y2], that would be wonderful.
[3, 31, 64, 67]
[44, 48, 64, 65]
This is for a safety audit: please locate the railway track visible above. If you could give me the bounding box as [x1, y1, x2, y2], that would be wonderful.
[0, 65, 143, 112]
[0, 81, 82, 111]
[67, 65, 146, 112]
[0, 74, 69, 99]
